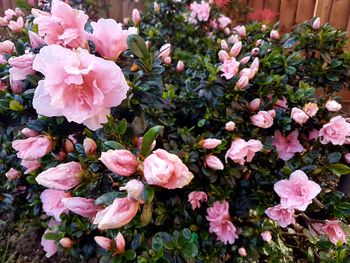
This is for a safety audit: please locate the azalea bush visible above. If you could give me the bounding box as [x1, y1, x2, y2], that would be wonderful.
[1, 0, 350, 262]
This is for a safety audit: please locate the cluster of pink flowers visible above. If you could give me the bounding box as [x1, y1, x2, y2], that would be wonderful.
[265, 170, 321, 227]
[188, 1, 211, 24]
[0, 7, 25, 33]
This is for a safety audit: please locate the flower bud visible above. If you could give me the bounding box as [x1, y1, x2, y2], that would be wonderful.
[261, 24, 267, 32]
[94, 236, 112, 250]
[249, 98, 261, 111]
[21, 127, 39, 137]
[223, 27, 231, 35]
[220, 39, 228, 50]
[229, 41, 242, 57]
[235, 76, 249, 90]
[154, 2, 160, 13]
[120, 179, 144, 203]
[114, 232, 125, 254]
[325, 100, 342, 112]
[83, 138, 97, 156]
[225, 121, 236, 131]
[312, 17, 321, 30]
[240, 56, 250, 65]
[29, 31, 45, 49]
[158, 43, 171, 59]
[205, 155, 224, 170]
[255, 39, 262, 47]
[218, 50, 230, 62]
[64, 139, 74, 153]
[238, 247, 247, 257]
[200, 138, 222, 149]
[270, 30, 280, 40]
[5, 168, 21, 180]
[251, 47, 260, 56]
[176, 60, 185, 72]
[100, 150, 138, 176]
[132, 9, 141, 26]
[59, 238, 73, 248]
[261, 231, 272, 243]
[164, 56, 172, 65]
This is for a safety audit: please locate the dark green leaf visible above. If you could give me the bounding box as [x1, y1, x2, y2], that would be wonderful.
[140, 126, 163, 157]
[328, 164, 350, 176]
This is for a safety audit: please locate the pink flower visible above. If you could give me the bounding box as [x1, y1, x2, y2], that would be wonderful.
[218, 50, 230, 62]
[62, 197, 101, 218]
[312, 17, 321, 30]
[225, 121, 235, 131]
[189, 1, 211, 22]
[240, 56, 250, 64]
[36, 162, 82, 190]
[251, 47, 260, 56]
[200, 138, 222, 149]
[0, 17, 8, 27]
[21, 128, 40, 137]
[291, 107, 309, 125]
[94, 236, 112, 250]
[221, 58, 240, 79]
[238, 247, 247, 257]
[5, 168, 21, 180]
[225, 138, 263, 165]
[8, 17, 24, 33]
[32, 45, 129, 130]
[251, 110, 275, 128]
[93, 197, 139, 230]
[115, 232, 126, 254]
[274, 170, 321, 211]
[272, 131, 304, 161]
[303, 102, 319, 117]
[270, 30, 280, 39]
[220, 40, 228, 50]
[59, 237, 73, 248]
[325, 100, 342, 112]
[234, 25, 246, 38]
[4, 9, 16, 20]
[21, 159, 41, 174]
[120, 179, 144, 203]
[100, 150, 138, 176]
[143, 149, 194, 189]
[0, 40, 15, 54]
[41, 230, 58, 258]
[249, 98, 261, 111]
[255, 39, 262, 47]
[28, 31, 45, 49]
[314, 220, 347, 244]
[159, 43, 171, 59]
[40, 189, 71, 221]
[176, 60, 185, 72]
[8, 54, 36, 86]
[132, 8, 141, 26]
[12, 135, 52, 160]
[345, 153, 350, 164]
[64, 138, 75, 153]
[273, 96, 288, 110]
[308, 129, 319, 140]
[205, 155, 224, 170]
[218, 15, 231, 30]
[265, 204, 295, 227]
[261, 231, 272, 242]
[235, 76, 249, 90]
[319, 116, 350, 145]
[228, 34, 239, 44]
[188, 191, 208, 209]
[83, 138, 97, 156]
[206, 201, 239, 244]
[164, 56, 172, 64]
[33, 0, 88, 48]
[89, 18, 137, 60]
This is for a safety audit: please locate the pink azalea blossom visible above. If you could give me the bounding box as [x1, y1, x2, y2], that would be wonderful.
[8, 17, 24, 33]
[100, 150, 138, 176]
[206, 201, 239, 244]
[120, 179, 144, 203]
[205, 154, 224, 170]
[238, 247, 247, 256]
[132, 8, 141, 26]
[261, 231, 272, 242]
[94, 236, 112, 250]
[21, 159, 41, 174]
[32, 0, 88, 48]
[233, 25, 246, 38]
[62, 197, 101, 218]
[143, 149, 194, 189]
[41, 230, 58, 258]
[225, 138, 263, 165]
[32, 45, 130, 130]
[12, 135, 52, 160]
[5, 168, 21, 180]
[217, 15, 231, 30]
[249, 98, 261, 111]
[319, 116, 350, 145]
[291, 107, 309, 125]
[189, 1, 211, 23]
[220, 58, 239, 79]
[89, 18, 137, 60]
[274, 170, 321, 211]
[229, 41, 242, 57]
[28, 31, 45, 49]
[8, 54, 36, 87]
[265, 204, 295, 227]
[188, 191, 208, 209]
[225, 121, 235, 131]
[303, 102, 319, 117]
[312, 17, 321, 30]
[251, 110, 275, 128]
[218, 50, 230, 62]
[201, 138, 222, 149]
[325, 100, 342, 112]
[272, 130, 304, 161]
[40, 189, 71, 221]
[314, 220, 347, 244]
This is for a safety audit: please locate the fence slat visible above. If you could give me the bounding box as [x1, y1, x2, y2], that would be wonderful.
[315, 0, 334, 24]
[329, 0, 350, 29]
[249, 0, 264, 10]
[295, 0, 316, 24]
[264, 0, 281, 12]
[279, 0, 298, 32]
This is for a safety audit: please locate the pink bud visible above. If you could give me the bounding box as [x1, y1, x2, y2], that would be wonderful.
[229, 41, 242, 57]
[218, 50, 230, 62]
[220, 40, 228, 50]
[345, 153, 350, 164]
[132, 9, 141, 26]
[325, 100, 342, 112]
[154, 2, 160, 13]
[235, 76, 249, 90]
[21, 159, 41, 174]
[225, 121, 236, 131]
[94, 236, 112, 250]
[176, 60, 185, 72]
[4, 9, 15, 20]
[100, 150, 138, 176]
[312, 17, 321, 30]
[164, 56, 172, 65]
[223, 27, 230, 35]
[261, 24, 267, 32]
[270, 30, 280, 40]
[12, 135, 53, 160]
[255, 39, 262, 47]
[123, 17, 129, 25]
[0, 40, 14, 54]
[5, 168, 21, 180]
[0, 17, 8, 27]
[158, 43, 171, 59]
[21, 127, 39, 137]
[59, 237, 73, 248]
[238, 247, 247, 257]
[234, 25, 246, 38]
[114, 232, 125, 254]
[145, 40, 150, 48]
[8, 16, 24, 33]
[250, 57, 259, 73]
[200, 138, 222, 149]
[83, 138, 97, 156]
[260, 231, 272, 243]
[205, 155, 224, 170]
[249, 98, 261, 111]
[29, 31, 45, 49]
[228, 34, 239, 44]
[240, 56, 250, 65]
[251, 47, 260, 56]
[64, 139, 74, 153]
[120, 179, 144, 203]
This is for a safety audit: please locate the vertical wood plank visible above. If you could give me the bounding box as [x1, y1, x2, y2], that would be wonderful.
[346, 16, 350, 51]
[315, 0, 333, 24]
[264, 0, 281, 12]
[329, 0, 350, 30]
[249, 0, 265, 10]
[279, 0, 298, 32]
[295, 0, 316, 23]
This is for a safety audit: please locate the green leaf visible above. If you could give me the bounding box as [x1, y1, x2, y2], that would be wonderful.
[9, 100, 24, 111]
[16, 0, 32, 9]
[141, 185, 155, 203]
[181, 243, 198, 258]
[117, 119, 127, 135]
[127, 34, 149, 60]
[103, 141, 125, 150]
[43, 232, 64, 241]
[140, 202, 153, 227]
[95, 192, 125, 205]
[327, 164, 350, 176]
[124, 249, 137, 260]
[15, 40, 25, 55]
[327, 152, 342, 164]
[140, 126, 163, 157]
